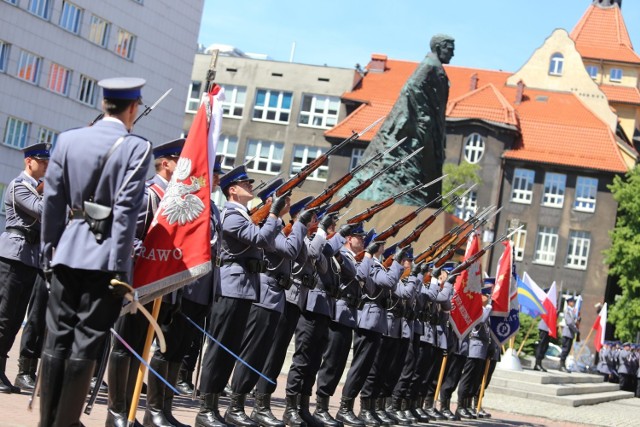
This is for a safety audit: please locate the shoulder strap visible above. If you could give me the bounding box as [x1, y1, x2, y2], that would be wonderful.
[148, 183, 165, 217]
[87, 135, 126, 202]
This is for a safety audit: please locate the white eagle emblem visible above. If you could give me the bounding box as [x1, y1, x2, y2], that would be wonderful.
[158, 157, 205, 225]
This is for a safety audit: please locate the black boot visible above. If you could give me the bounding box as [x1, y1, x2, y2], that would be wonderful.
[400, 398, 417, 424]
[533, 359, 547, 372]
[299, 394, 321, 427]
[454, 397, 472, 420]
[313, 395, 340, 427]
[473, 397, 490, 418]
[0, 356, 19, 393]
[251, 392, 285, 427]
[423, 396, 444, 421]
[176, 366, 194, 395]
[438, 399, 457, 421]
[142, 357, 174, 427]
[196, 393, 228, 427]
[410, 398, 429, 423]
[373, 398, 393, 426]
[283, 394, 306, 427]
[335, 396, 364, 427]
[225, 391, 259, 427]
[385, 397, 410, 426]
[51, 358, 96, 426]
[465, 397, 477, 419]
[106, 352, 133, 427]
[163, 362, 190, 427]
[357, 398, 380, 427]
[38, 353, 65, 426]
[559, 360, 570, 373]
[14, 356, 37, 391]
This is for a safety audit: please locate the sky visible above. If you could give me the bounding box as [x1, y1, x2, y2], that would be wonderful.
[198, 0, 640, 73]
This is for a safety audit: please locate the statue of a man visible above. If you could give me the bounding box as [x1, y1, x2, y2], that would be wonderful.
[355, 34, 455, 206]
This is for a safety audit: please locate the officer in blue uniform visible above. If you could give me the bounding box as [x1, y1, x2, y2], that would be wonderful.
[0, 143, 49, 394]
[39, 77, 152, 426]
[196, 164, 286, 427]
[534, 295, 551, 372]
[142, 154, 225, 427]
[106, 137, 185, 427]
[559, 296, 578, 372]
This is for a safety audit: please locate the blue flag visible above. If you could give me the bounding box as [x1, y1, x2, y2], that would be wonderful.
[489, 308, 520, 345]
[516, 274, 547, 318]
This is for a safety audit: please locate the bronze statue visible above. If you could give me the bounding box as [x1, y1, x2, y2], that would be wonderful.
[353, 34, 455, 206]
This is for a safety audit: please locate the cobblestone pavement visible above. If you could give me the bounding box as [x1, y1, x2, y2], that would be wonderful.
[1, 330, 638, 426]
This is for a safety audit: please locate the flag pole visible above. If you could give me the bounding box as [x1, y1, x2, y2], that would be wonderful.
[517, 321, 536, 357]
[434, 354, 448, 407]
[127, 297, 162, 426]
[574, 325, 595, 361]
[476, 358, 491, 413]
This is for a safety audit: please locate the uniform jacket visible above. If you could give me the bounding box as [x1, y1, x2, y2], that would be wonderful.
[435, 279, 454, 350]
[617, 349, 638, 375]
[218, 201, 278, 300]
[0, 172, 43, 268]
[134, 174, 167, 254]
[420, 277, 453, 345]
[332, 247, 362, 328]
[384, 275, 418, 339]
[562, 305, 579, 339]
[41, 119, 151, 277]
[254, 220, 306, 313]
[467, 306, 493, 360]
[304, 231, 338, 317]
[357, 256, 403, 334]
[597, 347, 611, 375]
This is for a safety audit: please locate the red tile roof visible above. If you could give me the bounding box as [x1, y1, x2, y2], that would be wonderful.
[599, 84, 640, 105]
[570, 4, 640, 64]
[446, 83, 518, 127]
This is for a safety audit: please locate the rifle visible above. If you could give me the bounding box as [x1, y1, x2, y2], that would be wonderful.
[252, 174, 282, 194]
[133, 88, 173, 126]
[249, 116, 385, 223]
[324, 147, 424, 216]
[449, 226, 524, 276]
[345, 175, 445, 225]
[306, 137, 406, 210]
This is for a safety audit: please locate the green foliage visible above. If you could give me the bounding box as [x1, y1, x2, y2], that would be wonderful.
[442, 162, 482, 213]
[605, 166, 640, 342]
[513, 313, 541, 357]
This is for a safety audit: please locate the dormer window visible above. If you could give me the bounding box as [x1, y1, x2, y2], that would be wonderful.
[610, 68, 623, 82]
[548, 53, 564, 76]
[586, 65, 598, 79]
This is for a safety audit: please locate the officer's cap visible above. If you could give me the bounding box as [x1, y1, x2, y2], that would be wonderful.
[566, 296, 575, 303]
[22, 142, 51, 160]
[153, 138, 185, 159]
[219, 164, 254, 191]
[482, 277, 495, 295]
[290, 196, 314, 219]
[363, 229, 377, 247]
[257, 178, 283, 203]
[98, 77, 145, 101]
[347, 222, 367, 238]
[441, 262, 457, 272]
[382, 244, 397, 259]
[402, 247, 414, 260]
[214, 154, 225, 175]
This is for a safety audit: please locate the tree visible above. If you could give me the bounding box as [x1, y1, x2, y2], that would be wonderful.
[604, 166, 640, 342]
[442, 162, 482, 213]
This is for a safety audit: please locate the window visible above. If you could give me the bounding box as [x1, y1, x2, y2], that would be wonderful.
[4, 0, 18, 4]
[88, 15, 110, 47]
[299, 94, 340, 128]
[3, 117, 30, 149]
[510, 223, 527, 261]
[534, 226, 558, 265]
[59, 1, 82, 34]
[115, 29, 136, 60]
[185, 81, 202, 113]
[586, 65, 598, 79]
[454, 190, 477, 220]
[38, 127, 58, 148]
[549, 53, 564, 76]
[0, 183, 7, 215]
[0, 41, 9, 73]
[610, 68, 623, 82]
[291, 145, 328, 182]
[77, 74, 98, 106]
[565, 230, 591, 270]
[220, 84, 247, 118]
[16, 50, 41, 84]
[245, 139, 284, 174]
[511, 168, 535, 204]
[28, 0, 52, 20]
[463, 133, 485, 164]
[47, 63, 71, 95]
[350, 148, 365, 171]
[574, 176, 597, 212]
[542, 172, 566, 208]
[216, 135, 238, 169]
[252, 89, 292, 123]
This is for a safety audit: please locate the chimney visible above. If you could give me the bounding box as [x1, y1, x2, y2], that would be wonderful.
[593, 0, 622, 8]
[469, 73, 478, 91]
[368, 54, 388, 73]
[515, 80, 525, 105]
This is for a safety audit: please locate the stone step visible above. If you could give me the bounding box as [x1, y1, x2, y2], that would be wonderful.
[488, 385, 634, 407]
[491, 376, 621, 396]
[494, 367, 604, 384]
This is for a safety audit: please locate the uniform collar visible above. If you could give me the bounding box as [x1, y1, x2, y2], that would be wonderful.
[20, 171, 38, 187]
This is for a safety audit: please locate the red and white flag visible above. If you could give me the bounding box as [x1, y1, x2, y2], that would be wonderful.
[132, 86, 223, 304]
[541, 281, 558, 338]
[450, 232, 484, 339]
[593, 302, 608, 352]
[491, 240, 515, 316]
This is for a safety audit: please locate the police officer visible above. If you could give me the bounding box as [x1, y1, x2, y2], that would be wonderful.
[196, 164, 285, 427]
[534, 308, 551, 372]
[142, 154, 225, 427]
[39, 77, 152, 426]
[106, 137, 186, 427]
[0, 143, 49, 393]
[559, 296, 578, 373]
[618, 342, 637, 392]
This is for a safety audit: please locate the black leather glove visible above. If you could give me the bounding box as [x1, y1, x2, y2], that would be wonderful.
[269, 193, 288, 216]
[338, 222, 362, 237]
[412, 262, 423, 276]
[420, 263, 431, 274]
[297, 208, 317, 226]
[365, 240, 383, 255]
[431, 265, 442, 278]
[395, 245, 411, 261]
[319, 212, 338, 232]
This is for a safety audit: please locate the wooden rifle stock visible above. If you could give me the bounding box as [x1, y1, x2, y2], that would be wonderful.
[250, 199, 273, 225]
[347, 198, 394, 224]
[326, 178, 373, 214]
[307, 174, 353, 209]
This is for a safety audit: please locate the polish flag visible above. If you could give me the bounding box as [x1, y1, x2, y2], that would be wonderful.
[541, 281, 558, 339]
[450, 232, 485, 339]
[491, 240, 514, 317]
[593, 303, 608, 352]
